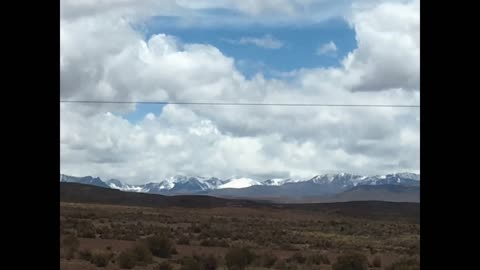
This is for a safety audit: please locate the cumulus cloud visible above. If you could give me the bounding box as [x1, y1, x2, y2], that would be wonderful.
[316, 41, 338, 56]
[60, 0, 420, 183]
[343, 0, 420, 91]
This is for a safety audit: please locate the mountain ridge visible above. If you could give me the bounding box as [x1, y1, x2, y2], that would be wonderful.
[60, 172, 419, 202]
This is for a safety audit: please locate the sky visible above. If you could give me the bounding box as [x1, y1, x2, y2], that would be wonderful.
[60, 0, 420, 184]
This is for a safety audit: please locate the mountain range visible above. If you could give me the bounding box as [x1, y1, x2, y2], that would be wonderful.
[60, 172, 419, 202]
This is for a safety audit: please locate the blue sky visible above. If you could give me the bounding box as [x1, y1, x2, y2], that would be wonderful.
[125, 17, 357, 123]
[143, 17, 356, 75]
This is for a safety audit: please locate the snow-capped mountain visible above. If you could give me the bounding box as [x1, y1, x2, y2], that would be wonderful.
[203, 177, 229, 189]
[361, 174, 420, 186]
[310, 173, 363, 185]
[60, 174, 110, 189]
[59, 172, 419, 197]
[105, 175, 229, 194]
[105, 179, 145, 192]
[262, 178, 287, 186]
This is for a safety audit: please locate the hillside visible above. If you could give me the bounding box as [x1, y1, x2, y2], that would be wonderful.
[330, 184, 420, 202]
[60, 182, 268, 209]
[60, 182, 419, 222]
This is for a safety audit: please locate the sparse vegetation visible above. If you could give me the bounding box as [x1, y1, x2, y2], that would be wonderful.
[61, 234, 79, 260]
[225, 247, 255, 270]
[178, 254, 218, 270]
[254, 251, 278, 267]
[61, 234, 80, 249]
[78, 249, 93, 261]
[287, 252, 307, 264]
[197, 254, 218, 270]
[60, 201, 419, 270]
[117, 251, 136, 269]
[177, 235, 190, 245]
[200, 238, 229, 247]
[306, 253, 330, 265]
[273, 259, 287, 269]
[130, 243, 153, 265]
[156, 261, 173, 270]
[387, 257, 420, 270]
[180, 256, 203, 270]
[76, 220, 96, 238]
[332, 253, 369, 270]
[91, 251, 110, 267]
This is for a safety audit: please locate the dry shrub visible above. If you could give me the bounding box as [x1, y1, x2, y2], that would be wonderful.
[287, 252, 306, 264]
[225, 247, 255, 270]
[254, 251, 278, 268]
[306, 253, 330, 265]
[117, 243, 153, 269]
[76, 220, 96, 238]
[177, 235, 190, 245]
[372, 256, 382, 268]
[91, 252, 110, 267]
[332, 253, 369, 270]
[145, 234, 175, 258]
[179, 254, 217, 270]
[156, 261, 173, 270]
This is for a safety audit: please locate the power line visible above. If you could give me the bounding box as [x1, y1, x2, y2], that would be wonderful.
[60, 100, 420, 108]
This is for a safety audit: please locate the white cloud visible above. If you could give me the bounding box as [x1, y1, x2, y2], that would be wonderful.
[316, 41, 338, 56]
[145, 113, 155, 121]
[60, 0, 420, 183]
[224, 34, 284, 49]
[342, 0, 420, 91]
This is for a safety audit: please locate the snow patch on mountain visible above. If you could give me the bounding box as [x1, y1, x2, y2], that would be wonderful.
[219, 178, 262, 189]
[263, 178, 287, 186]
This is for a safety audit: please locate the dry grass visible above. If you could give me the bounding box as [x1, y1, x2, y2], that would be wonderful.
[60, 202, 419, 270]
